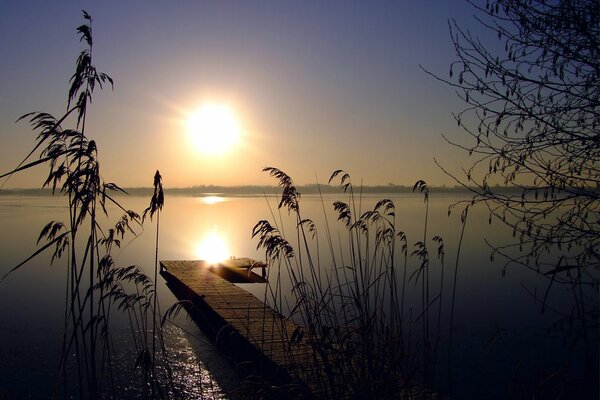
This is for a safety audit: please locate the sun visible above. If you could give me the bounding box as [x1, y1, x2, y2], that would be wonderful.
[186, 104, 240, 154]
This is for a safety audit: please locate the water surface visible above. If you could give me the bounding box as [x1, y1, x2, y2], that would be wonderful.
[0, 192, 596, 399]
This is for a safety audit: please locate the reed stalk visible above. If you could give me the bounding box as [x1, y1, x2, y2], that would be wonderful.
[447, 205, 468, 393]
[253, 167, 451, 398]
[0, 12, 178, 399]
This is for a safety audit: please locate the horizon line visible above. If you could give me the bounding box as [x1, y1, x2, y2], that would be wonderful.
[0, 183, 519, 196]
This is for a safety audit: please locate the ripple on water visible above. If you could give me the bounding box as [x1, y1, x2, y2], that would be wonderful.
[165, 329, 228, 399]
[101, 323, 236, 399]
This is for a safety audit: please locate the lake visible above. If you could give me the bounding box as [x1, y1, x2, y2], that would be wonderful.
[0, 191, 596, 399]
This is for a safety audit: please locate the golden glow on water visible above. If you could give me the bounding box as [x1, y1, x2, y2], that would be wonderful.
[195, 228, 230, 264]
[201, 196, 225, 205]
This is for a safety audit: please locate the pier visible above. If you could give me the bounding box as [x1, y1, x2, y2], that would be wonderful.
[160, 259, 322, 397]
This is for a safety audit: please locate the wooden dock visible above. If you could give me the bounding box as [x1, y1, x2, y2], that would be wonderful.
[160, 259, 323, 397]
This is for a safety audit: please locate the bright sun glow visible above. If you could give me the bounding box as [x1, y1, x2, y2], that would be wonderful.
[201, 195, 225, 205]
[195, 230, 230, 264]
[186, 104, 240, 154]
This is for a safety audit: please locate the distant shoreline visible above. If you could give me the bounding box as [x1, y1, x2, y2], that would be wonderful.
[0, 184, 525, 197]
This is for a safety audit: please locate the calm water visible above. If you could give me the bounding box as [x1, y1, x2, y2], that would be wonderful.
[0, 192, 596, 399]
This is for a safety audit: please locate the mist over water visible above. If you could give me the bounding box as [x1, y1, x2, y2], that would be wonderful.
[0, 193, 596, 399]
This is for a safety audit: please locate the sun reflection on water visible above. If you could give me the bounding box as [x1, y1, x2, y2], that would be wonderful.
[200, 196, 225, 205]
[195, 228, 230, 264]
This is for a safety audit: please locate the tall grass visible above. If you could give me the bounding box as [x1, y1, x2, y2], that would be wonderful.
[0, 12, 176, 399]
[252, 167, 465, 399]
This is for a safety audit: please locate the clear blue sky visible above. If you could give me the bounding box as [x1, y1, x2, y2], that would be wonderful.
[0, 0, 479, 188]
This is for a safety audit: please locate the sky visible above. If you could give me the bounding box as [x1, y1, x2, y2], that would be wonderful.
[0, 0, 481, 188]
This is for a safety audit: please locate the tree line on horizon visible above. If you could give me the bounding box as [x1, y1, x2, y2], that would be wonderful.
[0, 182, 564, 196]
